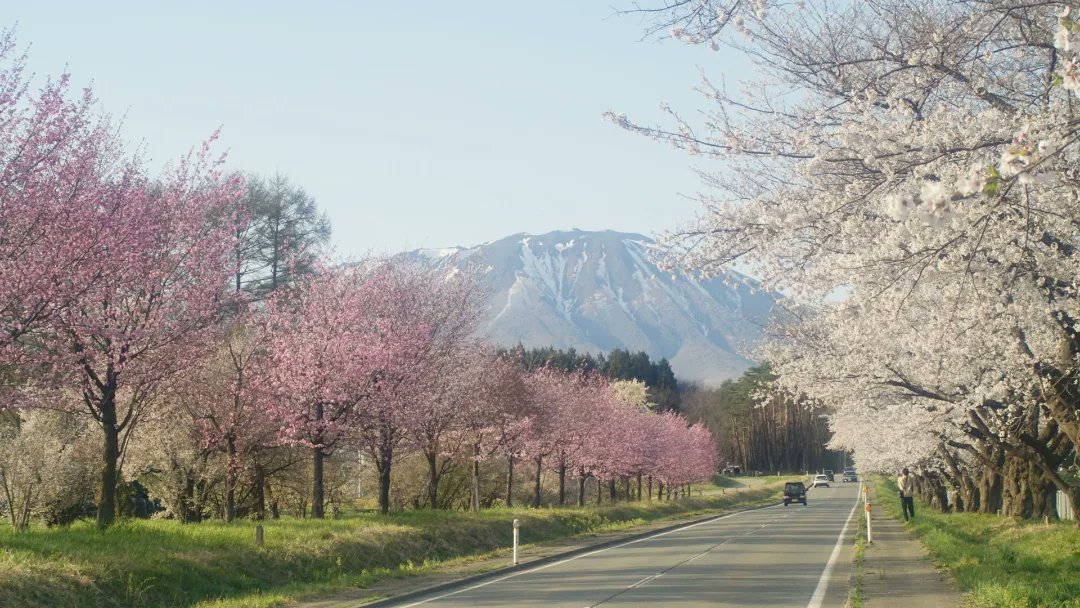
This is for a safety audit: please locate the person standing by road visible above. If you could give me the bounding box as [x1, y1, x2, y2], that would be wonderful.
[897, 467, 916, 520]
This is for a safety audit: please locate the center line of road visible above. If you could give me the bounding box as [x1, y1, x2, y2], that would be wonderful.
[628, 572, 663, 589]
[589, 522, 774, 608]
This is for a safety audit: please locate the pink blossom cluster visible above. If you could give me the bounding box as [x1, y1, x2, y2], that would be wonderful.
[521, 366, 717, 492]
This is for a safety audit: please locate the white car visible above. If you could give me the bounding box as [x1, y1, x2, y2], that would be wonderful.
[812, 474, 830, 488]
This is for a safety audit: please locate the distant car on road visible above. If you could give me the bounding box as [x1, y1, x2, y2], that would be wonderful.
[812, 474, 830, 488]
[842, 470, 858, 482]
[823, 469, 835, 482]
[783, 481, 807, 506]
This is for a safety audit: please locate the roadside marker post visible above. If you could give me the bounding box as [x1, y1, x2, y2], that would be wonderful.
[512, 519, 520, 565]
[255, 524, 264, 547]
[865, 498, 873, 544]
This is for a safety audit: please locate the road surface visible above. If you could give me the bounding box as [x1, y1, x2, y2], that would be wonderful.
[380, 481, 861, 608]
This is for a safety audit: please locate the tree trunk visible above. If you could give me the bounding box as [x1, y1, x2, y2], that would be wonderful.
[1043, 374, 1080, 457]
[596, 477, 602, 505]
[609, 478, 616, 503]
[426, 449, 439, 509]
[1, 477, 19, 530]
[470, 442, 481, 512]
[96, 393, 120, 529]
[267, 477, 280, 519]
[637, 473, 643, 501]
[647, 476, 653, 501]
[311, 401, 326, 519]
[1061, 485, 1080, 521]
[224, 435, 237, 522]
[377, 439, 394, 515]
[558, 460, 567, 506]
[938, 444, 969, 512]
[533, 456, 543, 508]
[1001, 455, 1057, 519]
[253, 463, 266, 520]
[505, 454, 514, 507]
[312, 445, 326, 519]
[978, 467, 1003, 514]
[578, 469, 587, 507]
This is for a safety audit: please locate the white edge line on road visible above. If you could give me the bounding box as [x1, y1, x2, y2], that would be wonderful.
[806, 481, 862, 608]
[395, 503, 781, 608]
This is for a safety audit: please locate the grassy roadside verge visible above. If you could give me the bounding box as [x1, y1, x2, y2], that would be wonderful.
[848, 496, 867, 608]
[869, 475, 1080, 608]
[0, 478, 795, 608]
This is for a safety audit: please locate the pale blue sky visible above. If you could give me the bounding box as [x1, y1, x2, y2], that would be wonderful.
[2, 1, 747, 256]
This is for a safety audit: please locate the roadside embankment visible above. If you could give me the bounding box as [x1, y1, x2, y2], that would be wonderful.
[0, 477, 796, 608]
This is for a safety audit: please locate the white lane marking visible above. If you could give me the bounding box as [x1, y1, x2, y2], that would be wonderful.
[396, 504, 783, 607]
[627, 572, 663, 589]
[589, 534, 745, 607]
[806, 482, 862, 608]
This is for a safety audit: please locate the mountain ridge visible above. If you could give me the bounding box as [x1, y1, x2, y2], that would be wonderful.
[403, 229, 772, 386]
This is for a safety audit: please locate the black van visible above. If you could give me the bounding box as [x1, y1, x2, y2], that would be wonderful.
[783, 481, 807, 506]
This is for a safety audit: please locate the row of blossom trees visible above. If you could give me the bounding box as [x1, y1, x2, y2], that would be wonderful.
[616, 0, 1080, 518]
[0, 31, 718, 528]
[180, 261, 718, 520]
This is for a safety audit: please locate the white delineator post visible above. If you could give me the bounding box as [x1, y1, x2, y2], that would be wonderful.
[512, 518, 520, 565]
[865, 497, 873, 544]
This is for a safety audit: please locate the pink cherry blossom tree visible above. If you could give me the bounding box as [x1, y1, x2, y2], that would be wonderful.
[520, 366, 573, 507]
[26, 147, 244, 528]
[451, 350, 531, 511]
[264, 264, 430, 518]
[332, 260, 481, 514]
[181, 315, 278, 522]
[564, 374, 621, 505]
[0, 32, 246, 527]
[395, 265, 486, 510]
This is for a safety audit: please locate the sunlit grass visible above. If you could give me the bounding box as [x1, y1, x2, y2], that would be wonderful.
[0, 478, 795, 607]
[871, 475, 1080, 608]
[849, 501, 868, 608]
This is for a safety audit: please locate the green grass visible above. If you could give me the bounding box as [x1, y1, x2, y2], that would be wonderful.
[710, 474, 747, 488]
[849, 499, 867, 608]
[0, 478, 795, 608]
[870, 476, 1080, 608]
[708, 472, 802, 490]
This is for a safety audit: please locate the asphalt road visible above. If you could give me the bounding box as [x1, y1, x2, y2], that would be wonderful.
[384, 481, 862, 608]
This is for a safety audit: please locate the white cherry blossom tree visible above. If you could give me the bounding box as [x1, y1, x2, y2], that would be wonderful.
[615, 0, 1080, 516]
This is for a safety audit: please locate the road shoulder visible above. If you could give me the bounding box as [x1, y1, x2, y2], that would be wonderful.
[854, 497, 962, 607]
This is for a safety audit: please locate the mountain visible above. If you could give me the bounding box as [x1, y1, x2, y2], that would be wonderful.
[405, 229, 773, 386]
